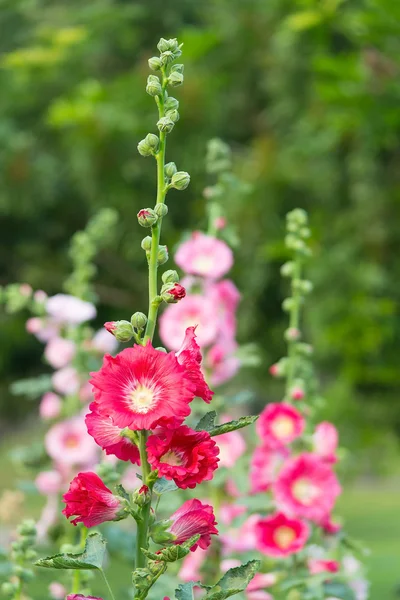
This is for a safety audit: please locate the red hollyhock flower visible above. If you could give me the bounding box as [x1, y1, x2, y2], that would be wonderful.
[169, 498, 218, 551]
[85, 405, 140, 464]
[146, 425, 219, 489]
[256, 403, 305, 449]
[273, 452, 341, 522]
[62, 472, 123, 527]
[255, 512, 309, 558]
[89, 343, 196, 431]
[175, 327, 214, 403]
[167, 283, 186, 300]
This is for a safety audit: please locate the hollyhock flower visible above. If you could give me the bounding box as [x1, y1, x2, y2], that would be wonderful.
[26, 317, 59, 342]
[169, 499, 218, 550]
[179, 547, 208, 582]
[221, 559, 241, 572]
[45, 417, 98, 467]
[219, 503, 247, 526]
[255, 512, 309, 558]
[85, 405, 140, 464]
[159, 295, 218, 351]
[39, 392, 62, 420]
[35, 470, 63, 496]
[207, 342, 240, 387]
[226, 478, 241, 498]
[308, 559, 340, 575]
[313, 422, 339, 464]
[36, 496, 59, 542]
[79, 382, 94, 403]
[208, 280, 240, 335]
[34, 289, 47, 303]
[256, 403, 305, 449]
[67, 596, 103, 600]
[216, 430, 246, 468]
[274, 453, 341, 522]
[175, 232, 233, 279]
[221, 514, 261, 554]
[250, 444, 289, 494]
[62, 472, 123, 527]
[318, 514, 342, 534]
[52, 366, 80, 395]
[46, 294, 96, 324]
[166, 283, 186, 301]
[291, 386, 305, 401]
[91, 328, 119, 354]
[49, 582, 67, 599]
[90, 343, 196, 430]
[175, 326, 213, 403]
[246, 573, 276, 600]
[44, 337, 76, 369]
[146, 425, 219, 489]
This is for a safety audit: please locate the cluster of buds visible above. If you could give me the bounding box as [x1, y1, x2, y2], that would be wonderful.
[104, 311, 149, 344]
[2, 520, 37, 599]
[160, 269, 186, 304]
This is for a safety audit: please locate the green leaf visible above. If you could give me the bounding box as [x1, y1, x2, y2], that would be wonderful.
[195, 411, 217, 432]
[323, 582, 356, 600]
[153, 477, 178, 494]
[175, 581, 207, 600]
[114, 483, 130, 502]
[203, 560, 260, 600]
[207, 415, 259, 437]
[35, 532, 106, 570]
[285, 10, 323, 31]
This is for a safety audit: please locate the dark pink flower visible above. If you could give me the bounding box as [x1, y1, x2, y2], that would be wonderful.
[274, 453, 341, 522]
[169, 498, 218, 550]
[85, 405, 140, 464]
[255, 512, 309, 558]
[308, 559, 340, 575]
[146, 425, 219, 489]
[104, 321, 117, 334]
[62, 472, 123, 527]
[256, 403, 305, 449]
[175, 327, 213, 403]
[67, 596, 103, 600]
[167, 283, 186, 300]
[89, 343, 196, 430]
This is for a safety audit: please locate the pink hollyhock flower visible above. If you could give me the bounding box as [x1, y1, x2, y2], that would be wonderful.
[221, 514, 261, 554]
[308, 559, 340, 575]
[91, 328, 119, 354]
[179, 547, 208, 582]
[146, 425, 219, 489]
[291, 386, 305, 401]
[250, 444, 289, 494]
[209, 279, 240, 322]
[318, 513, 342, 534]
[62, 472, 123, 527]
[49, 582, 67, 599]
[221, 559, 241, 572]
[175, 327, 214, 403]
[216, 430, 246, 468]
[44, 337, 76, 369]
[313, 422, 339, 464]
[46, 294, 96, 324]
[85, 405, 140, 464]
[45, 417, 98, 467]
[35, 470, 63, 496]
[90, 343, 196, 430]
[39, 392, 62, 420]
[67, 596, 103, 600]
[255, 512, 309, 558]
[36, 496, 59, 542]
[159, 295, 218, 351]
[52, 366, 80, 395]
[34, 290, 47, 303]
[274, 453, 341, 522]
[256, 403, 305, 449]
[246, 573, 277, 600]
[175, 232, 233, 279]
[214, 216, 227, 230]
[169, 499, 218, 550]
[226, 478, 241, 498]
[121, 465, 142, 492]
[79, 382, 94, 403]
[207, 342, 240, 387]
[219, 503, 247, 526]
[26, 317, 59, 342]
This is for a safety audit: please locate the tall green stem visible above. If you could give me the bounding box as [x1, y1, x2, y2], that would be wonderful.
[285, 256, 302, 399]
[135, 431, 152, 569]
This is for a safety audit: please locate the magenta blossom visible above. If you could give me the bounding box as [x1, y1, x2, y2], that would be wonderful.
[169, 498, 218, 551]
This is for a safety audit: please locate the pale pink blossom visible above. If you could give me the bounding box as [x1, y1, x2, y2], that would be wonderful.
[35, 470, 63, 496]
[44, 337, 76, 369]
[221, 514, 260, 554]
[216, 430, 246, 468]
[207, 342, 240, 386]
[179, 547, 208, 582]
[52, 366, 80, 395]
[313, 422, 339, 464]
[36, 495, 59, 542]
[39, 392, 62, 420]
[45, 417, 98, 467]
[79, 382, 94, 403]
[49, 582, 67, 600]
[175, 232, 233, 279]
[91, 328, 119, 354]
[221, 559, 241, 572]
[219, 503, 247, 526]
[46, 294, 96, 325]
[250, 444, 289, 494]
[246, 573, 276, 600]
[308, 559, 339, 575]
[225, 478, 241, 498]
[19, 284, 32, 297]
[26, 317, 59, 342]
[34, 290, 48, 303]
[159, 295, 218, 351]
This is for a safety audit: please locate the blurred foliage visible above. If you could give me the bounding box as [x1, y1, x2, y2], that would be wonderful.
[0, 0, 400, 468]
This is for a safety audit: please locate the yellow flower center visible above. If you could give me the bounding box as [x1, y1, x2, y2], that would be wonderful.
[271, 416, 295, 439]
[160, 450, 185, 466]
[292, 477, 320, 505]
[129, 384, 156, 414]
[273, 526, 296, 549]
[65, 435, 79, 448]
[192, 255, 214, 273]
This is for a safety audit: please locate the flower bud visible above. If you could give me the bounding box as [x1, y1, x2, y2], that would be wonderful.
[285, 327, 301, 341]
[297, 343, 313, 356]
[137, 133, 160, 157]
[168, 71, 184, 87]
[170, 171, 190, 190]
[148, 56, 162, 71]
[132, 485, 151, 507]
[166, 109, 179, 122]
[154, 203, 168, 218]
[137, 208, 158, 228]
[287, 208, 308, 226]
[157, 38, 179, 53]
[280, 261, 295, 277]
[104, 320, 133, 342]
[141, 236, 152, 251]
[146, 75, 162, 97]
[171, 64, 184, 74]
[2, 582, 17, 597]
[155, 346, 167, 353]
[162, 270, 179, 284]
[131, 312, 147, 331]
[291, 384, 305, 400]
[161, 283, 186, 303]
[157, 245, 169, 265]
[164, 97, 179, 112]
[17, 520, 36, 537]
[157, 117, 175, 133]
[165, 162, 177, 178]
[282, 298, 295, 312]
[150, 519, 175, 544]
[160, 51, 175, 66]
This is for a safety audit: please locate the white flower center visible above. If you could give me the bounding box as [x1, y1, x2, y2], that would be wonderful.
[192, 255, 214, 274]
[129, 384, 156, 414]
[292, 477, 320, 505]
[271, 416, 295, 439]
[160, 450, 185, 466]
[273, 526, 296, 549]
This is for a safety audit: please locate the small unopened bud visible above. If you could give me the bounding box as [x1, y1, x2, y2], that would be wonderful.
[282, 298, 295, 312]
[160, 50, 175, 66]
[214, 216, 226, 230]
[146, 75, 162, 97]
[287, 208, 308, 227]
[161, 283, 186, 303]
[17, 520, 36, 537]
[137, 133, 160, 157]
[137, 208, 158, 228]
[280, 261, 295, 277]
[157, 117, 175, 133]
[165, 162, 177, 178]
[285, 327, 301, 341]
[157, 245, 169, 265]
[133, 485, 151, 507]
[166, 108, 179, 122]
[141, 236, 152, 251]
[291, 386, 305, 401]
[148, 56, 162, 71]
[168, 71, 184, 87]
[162, 270, 179, 284]
[297, 343, 313, 356]
[164, 97, 179, 112]
[150, 519, 175, 544]
[154, 203, 168, 218]
[131, 312, 147, 331]
[170, 171, 190, 190]
[269, 363, 281, 377]
[2, 582, 17, 597]
[157, 38, 179, 53]
[104, 320, 133, 342]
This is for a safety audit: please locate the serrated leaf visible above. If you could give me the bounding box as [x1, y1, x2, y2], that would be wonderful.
[175, 581, 208, 600]
[153, 477, 178, 494]
[35, 532, 106, 570]
[203, 560, 260, 600]
[208, 415, 259, 437]
[114, 483, 130, 502]
[323, 582, 356, 600]
[195, 411, 217, 432]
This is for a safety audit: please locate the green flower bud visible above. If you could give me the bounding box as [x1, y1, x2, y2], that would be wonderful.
[141, 236, 152, 251]
[166, 109, 179, 122]
[157, 117, 175, 133]
[1, 582, 17, 597]
[132, 485, 151, 507]
[148, 56, 162, 71]
[157, 38, 179, 53]
[171, 64, 184, 74]
[164, 162, 177, 178]
[137, 208, 158, 228]
[164, 97, 179, 112]
[300, 226, 311, 238]
[137, 133, 160, 157]
[282, 297, 295, 312]
[17, 520, 36, 537]
[157, 245, 169, 265]
[287, 208, 308, 226]
[155, 346, 167, 353]
[154, 203, 168, 218]
[296, 343, 313, 356]
[280, 261, 295, 277]
[131, 312, 147, 331]
[160, 51, 175, 66]
[105, 320, 133, 342]
[150, 519, 175, 544]
[160, 283, 186, 303]
[162, 270, 179, 284]
[284, 327, 301, 341]
[170, 171, 190, 190]
[146, 75, 162, 97]
[168, 71, 184, 87]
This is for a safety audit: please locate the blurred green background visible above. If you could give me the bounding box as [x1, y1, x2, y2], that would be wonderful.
[0, 0, 400, 596]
